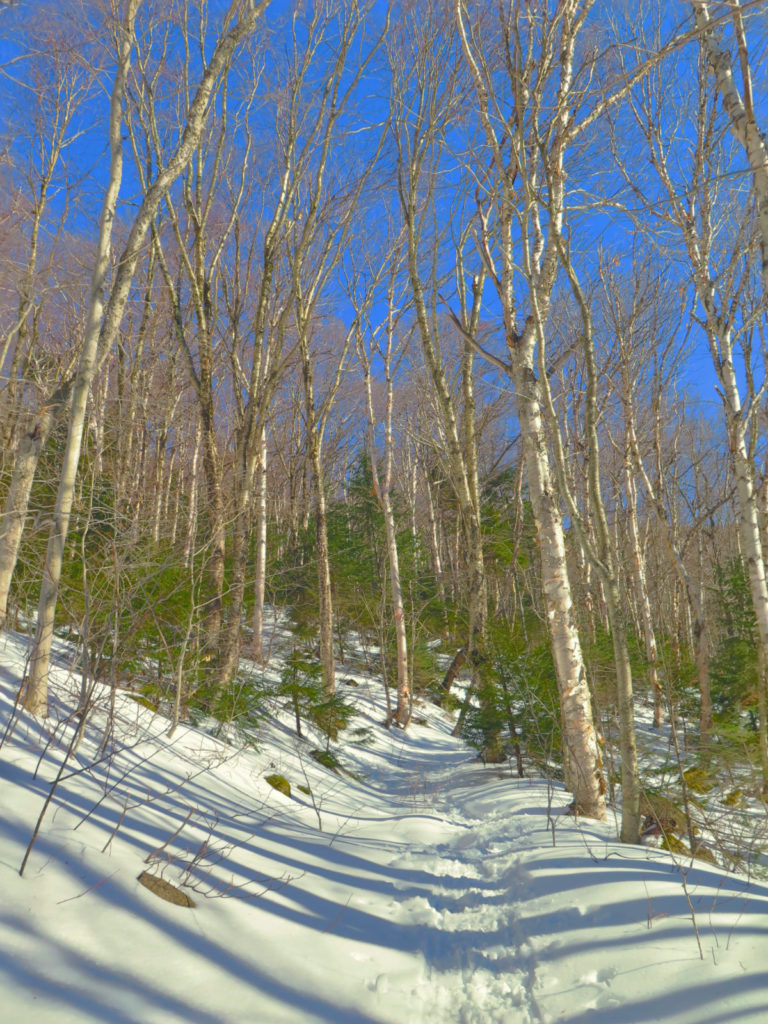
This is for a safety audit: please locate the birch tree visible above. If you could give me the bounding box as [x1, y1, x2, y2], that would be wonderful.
[22, 0, 142, 711]
[541, 253, 642, 842]
[455, 0, 607, 817]
[351, 231, 413, 725]
[22, 0, 270, 715]
[390, 6, 499, 754]
[132, 25, 261, 668]
[612, 6, 768, 787]
[599, 263, 676, 730]
[284, 0, 390, 695]
[0, 10, 96, 629]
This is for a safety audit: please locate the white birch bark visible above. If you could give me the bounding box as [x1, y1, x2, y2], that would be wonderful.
[183, 421, 202, 570]
[252, 429, 268, 664]
[24, 0, 140, 714]
[355, 252, 411, 726]
[393, 44, 491, 736]
[299, 329, 336, 695]
[23, 0, 270, 714]
[624, 448, 662, 727]
[0, 34, 81, 455]
[423, 468, 446, 607]
[0, 378, 74, 630]
[456, 0, 606, 817]
[693, 1, 768, 300]
[629, 58, 768, 773]
[694, 0, 768, 781]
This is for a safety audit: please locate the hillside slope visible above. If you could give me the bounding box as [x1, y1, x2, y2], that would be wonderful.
[1, 628, 768, 1023]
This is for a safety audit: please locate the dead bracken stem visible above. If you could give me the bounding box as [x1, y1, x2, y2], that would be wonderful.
[20, 707, 87, 877]
[145, 808, 194, 864]
[679, 864, 705, 960]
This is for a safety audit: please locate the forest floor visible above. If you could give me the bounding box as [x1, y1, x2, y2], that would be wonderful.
[1, 623, 768, 1023]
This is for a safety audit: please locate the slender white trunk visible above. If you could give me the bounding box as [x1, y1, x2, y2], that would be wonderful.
[183, 422, 202, 570]
[252, 430, 268, 664]
[163, 448, 177, 530]
[455, 0, 606, 817]
[695, 0, 768, 785]
[169, 477, 180, 547]
[0, 379, 74, 629]
[424, 470, 446, 606]
[624, 440, 661, 728]
[359, 324, 410, 726]
[23, 0, 269, 712]
[694, 2, 768, 300]
[728, 404, 768, 786]
[92, 368, 108, 477]
[152, 433, 165, 544]
[515, 369, 607, 817]
[697, 274, 768, 778]
[24, 2, 140, 713]
[299, 330, 335, 694]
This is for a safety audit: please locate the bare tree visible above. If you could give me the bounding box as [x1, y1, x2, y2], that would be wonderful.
[539, 246, 642, 842]
[351, 227, 413, 725]
[0, 7, 98, 629]
[613, 5, 768, 787]
[22, 0, 270, 715]
[390, 5, 499, 754]
[455, 0, 607, 816]
[284, 0, 391, 695]
[693, 1, 768, 301]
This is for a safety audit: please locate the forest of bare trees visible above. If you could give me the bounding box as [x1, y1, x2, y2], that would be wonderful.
[2, 0, 768, 847]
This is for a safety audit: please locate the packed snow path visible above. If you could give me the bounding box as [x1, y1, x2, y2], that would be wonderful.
[2, 628, 768, 1023]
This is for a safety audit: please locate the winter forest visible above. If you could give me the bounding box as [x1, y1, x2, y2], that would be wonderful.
[3, 2, 768, 1018]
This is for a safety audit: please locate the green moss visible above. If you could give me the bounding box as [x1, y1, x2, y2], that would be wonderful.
[310, 749, 342, 773]
[682, 767, 715, 794]
[661, 834, 718, 866]
[127, 692, 159, 712]
[661, 834, 688, 856]
[297, 784, 311, 795]
[265, 774, 291, 797]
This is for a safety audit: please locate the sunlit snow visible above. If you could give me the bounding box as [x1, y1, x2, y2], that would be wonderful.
[2, 625, 768, 1023]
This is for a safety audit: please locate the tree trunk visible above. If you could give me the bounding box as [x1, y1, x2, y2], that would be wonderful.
[624, 448, 662, 728]
[216, 447, 255, 697]
[604, 577, 641, 844]
[299, 333, 335, 695]
[199, 404, 226, 653]
[183, 421, 202, 569]
[694, 0, 768, 788]
[514, 370, 607, 818]
[694, 2, 768, 302]
[455, 0, 607, 818]
[0, 378, 74, 630]
[23, 0, 140, 714]
[252, 430, 268, 663]
[22, 0, 269, 713]
[313, 465, 335, 695]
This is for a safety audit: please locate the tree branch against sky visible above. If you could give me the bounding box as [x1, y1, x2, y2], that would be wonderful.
[3, 0, 768, 845]
[455, 0, 609, 819]
[21, 0, 271, 715]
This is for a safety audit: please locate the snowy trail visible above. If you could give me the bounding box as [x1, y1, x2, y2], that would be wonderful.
[3, 629, 768, 1023]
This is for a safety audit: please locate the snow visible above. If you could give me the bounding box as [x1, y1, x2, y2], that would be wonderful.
[2, 626, 768, 1023]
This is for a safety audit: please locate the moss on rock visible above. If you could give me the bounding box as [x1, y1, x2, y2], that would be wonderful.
[265, 773, 291, 797]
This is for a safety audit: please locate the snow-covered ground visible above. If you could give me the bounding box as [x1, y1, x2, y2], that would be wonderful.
[2, 626, 768, 1024]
